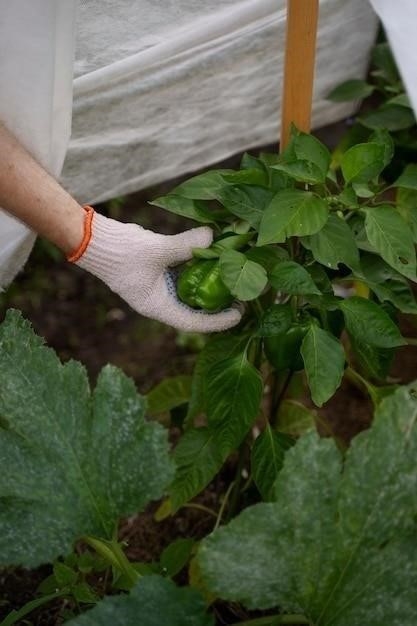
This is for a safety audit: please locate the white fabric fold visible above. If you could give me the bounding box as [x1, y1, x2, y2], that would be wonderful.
[0, 0, 76, 288]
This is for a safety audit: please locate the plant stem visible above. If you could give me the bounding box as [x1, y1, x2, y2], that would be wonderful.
[182, 503, 218, 518]
[226, 441, 248, 522]
[213, 480, 236, 531]
[0, 591, 66, 626]
[271, 370, 293, 419]
[236, 614, 311, 625]
[405, 337, 417, 346]
[83, 535, 140, 589]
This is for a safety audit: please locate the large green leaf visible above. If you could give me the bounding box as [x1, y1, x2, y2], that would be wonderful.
[290, 131, 331, 178]
[359, 253, 417, 314]
[215, 185, 275, 228]
[147, 375, 192, 416]
[68, 576, 213, 626]
[219, 250, 267, 301]
[149, 195, 217, 224]
[340, 296, 406, 348]
[170, 170, 231, 200]
[258, 189, 328, 245]
[305, 214, 361, 272]
[327, 79, 374, 102]
[199, 384, 417, 624]
[363, 205, 417, 280]
[251, 425, 294, 501]
[0, 311, 174, 567]
[359, 105, 415, 131]
[206, 354, 263, 443]
[393, 163, 417, 190]
[269, 261, 321, 295]
[300, 325, 345, 407]
[185, 334, 245, 425]
[170, 352, 263, 510]
[271, 160, 325, 185]
[169, 427, 226, 511]
[341, 142, 385, 184]
[396, 187, 417, 243]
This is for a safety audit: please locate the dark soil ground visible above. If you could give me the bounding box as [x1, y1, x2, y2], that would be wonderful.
[1, 122, 417, 625]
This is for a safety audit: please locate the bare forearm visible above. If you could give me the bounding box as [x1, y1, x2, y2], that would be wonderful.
[0, 122, 84, 254]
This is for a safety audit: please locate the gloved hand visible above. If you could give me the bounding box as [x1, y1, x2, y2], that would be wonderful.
[67, 207, 242, 332]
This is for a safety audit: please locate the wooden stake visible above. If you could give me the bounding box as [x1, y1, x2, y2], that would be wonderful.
[280, 0, 319, 151]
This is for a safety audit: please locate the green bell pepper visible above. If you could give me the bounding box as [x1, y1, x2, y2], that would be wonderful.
[264, 322, 310, 372]
[177, 259, 233, 312]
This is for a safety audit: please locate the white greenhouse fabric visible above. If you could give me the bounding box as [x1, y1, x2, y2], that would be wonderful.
[4, 0, 417, 287]
[0, 0, 76, 287]
[63, 0, 378, 204]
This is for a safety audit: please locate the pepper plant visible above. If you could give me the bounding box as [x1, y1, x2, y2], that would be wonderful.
[149, 124, 417, 512]
[328, 41, 417, 178]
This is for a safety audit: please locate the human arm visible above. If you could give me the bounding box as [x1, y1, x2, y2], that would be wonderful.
[0, 122, 241, 332]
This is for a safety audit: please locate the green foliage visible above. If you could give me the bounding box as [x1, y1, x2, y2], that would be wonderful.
[199, 384, 417, 624]
[0, 310, 174, 567]
[67, 576, 213, 626]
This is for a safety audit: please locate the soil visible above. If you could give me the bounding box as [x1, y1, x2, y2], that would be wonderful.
[1, 124, 417, 625]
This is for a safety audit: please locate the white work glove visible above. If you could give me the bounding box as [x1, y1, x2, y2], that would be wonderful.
[68, 208, 242, 332]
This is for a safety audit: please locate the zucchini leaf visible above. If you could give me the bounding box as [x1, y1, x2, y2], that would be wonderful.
[0, 311, 174, 567]
[199, 384, 417, 625]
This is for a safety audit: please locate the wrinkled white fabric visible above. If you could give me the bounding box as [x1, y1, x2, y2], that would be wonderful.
[63, 0, 378, 204]
[75, 212, 242, 332]
[369, 0, 417, 113]
[0, 0, 76, 288]
[0, 0, 380, 287]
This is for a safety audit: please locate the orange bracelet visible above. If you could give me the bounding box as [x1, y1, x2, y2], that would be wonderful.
[67, 205, 95, 263]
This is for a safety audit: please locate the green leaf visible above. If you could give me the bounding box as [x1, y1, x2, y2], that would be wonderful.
[306, 214, 361, 272]
[327, 79, 374, 101]
[257, 304, 293, 337]
[147, 376, 192, 416]
[215, 185, 275, 228]
[185, 335, 246, 425]
[0, 311, 174, 567]
[372, 42, 401, 84]
[359, 105, 415, 131]
[219, 250, 267, 301]
[352, 183, 375, 198]
[363, 205, 416, 280]
[251, 425, 294, 501]
[73, 582, 98, 604]
[171, 170, 231, 200]
[340, 296, 406, 348]
[149, 196, 217, 224]
[199, 384, 417, 623]
[275, 399, 316, 436]
[393, 163, 417, 190]
[53, 562, 78, 587]
[396, 187, 417, 243]
[359, 253, 417, 314]
[169, 427, 225, 512]
[221, 168, 268, 187]
[369, 128, 394, 167]
[341, 142, 385, 184]
[271, 159, 326, 184]
[300, 326, 345, 407]
[160, 539, 195, 577]
[350, 337, 395, 380]
[173, 339, 261, 510]
[291, 131, 331, 177]
[258, 189, 328, 245]
[245, 246, 289, 272]
[206, 354, 263, 443]
[67, 576, 213, 626]
[269, 261, 321, 295]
